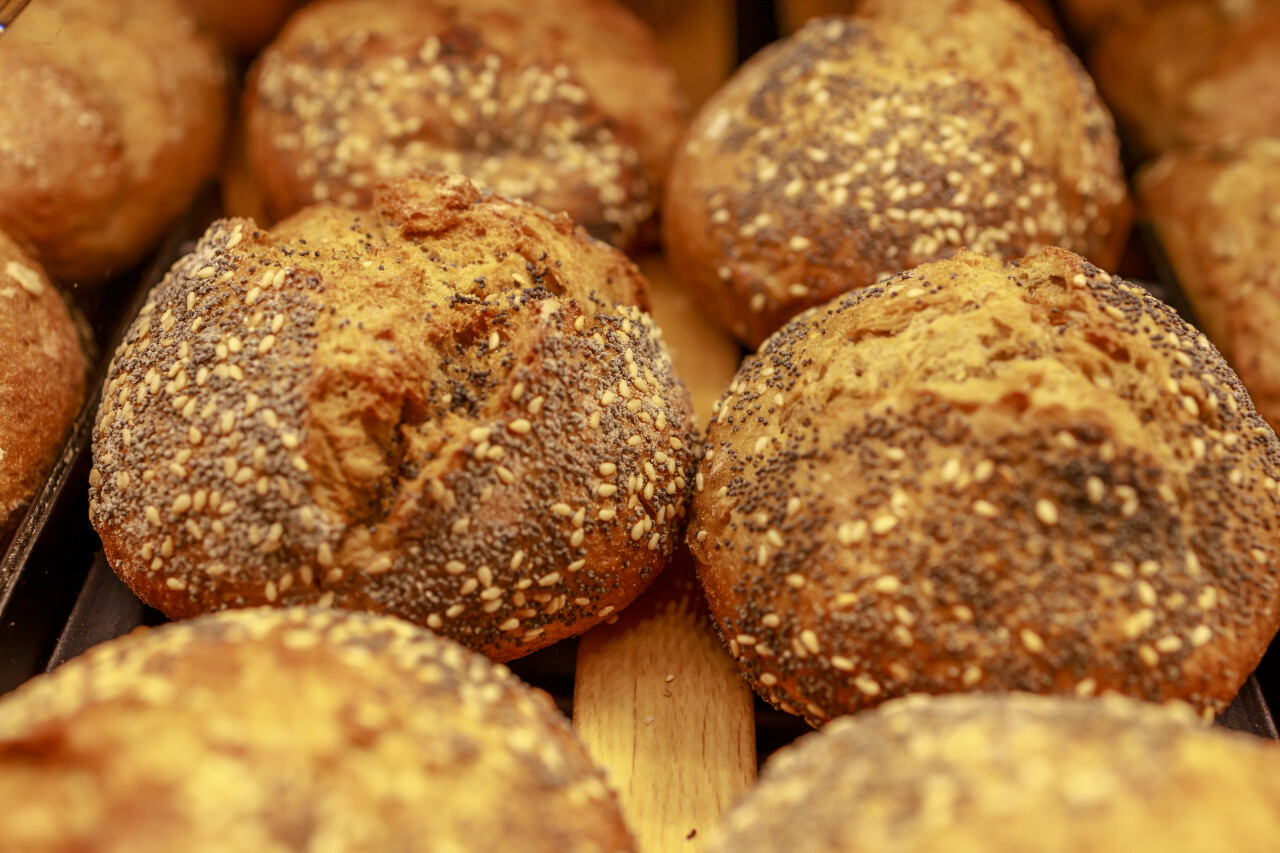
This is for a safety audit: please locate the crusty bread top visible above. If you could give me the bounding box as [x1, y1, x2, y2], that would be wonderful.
[0, 607, 635, 853]
[663, 0, 1127, 346]
[90, 172, 697, 660]
[708, 692, 1280, 853]
[1138, 140, 1280, 431]
[245, 0, 684, 248]
[0, 0, 227, 285]
[0, 231, 86, 545]
[692, 247, 1280, 724]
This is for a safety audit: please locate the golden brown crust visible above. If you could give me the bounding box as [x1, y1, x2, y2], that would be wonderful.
[90, 172, 698, 662]
[708, 693, 1280, 853]
[690, 247, 1280, 725]
[663, 0, 1128, 348]
[0, 0, 228, 286]
[0, 607, 635, 853]
[1138, 141, 1280, 433]
[1089, 0, 1280, 157]
[0, 233, 86, 547]
[243, 0, 684, 250]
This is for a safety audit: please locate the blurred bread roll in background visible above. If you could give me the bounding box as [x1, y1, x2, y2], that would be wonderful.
[0, 0, 228, 286]
[1139, 140, 1280, 430]
[1089, 0, 1280, 156]
[242, 0, 684, 250]
[0, 232, 87, 548]
[664, 0, 1128, 346]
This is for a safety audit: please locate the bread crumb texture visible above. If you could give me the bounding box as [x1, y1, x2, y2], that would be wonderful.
[692, 247, 1280, 725]
[245, 0, 683, 249]
[90, 172, 697, 661]
[708, 692, 1280, 853]
[663, 0, 1126, 346]
[0, 607, 635, 853]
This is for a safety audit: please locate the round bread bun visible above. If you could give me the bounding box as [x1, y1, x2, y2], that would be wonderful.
[663, 0, 1128, 348]
[708, 692, 1280, 853]
[690, 247, 1280, 726]
[0, 607, 635, 852]
[0, 232, 87, 547]
[183, 0, 309, 57]
[1136, 140, 1280, 433]
[242, 0, 684, 251]
[0, 0, 228, 286]
[89, 172, 698, 662]
[1088, 0, 1280, 158]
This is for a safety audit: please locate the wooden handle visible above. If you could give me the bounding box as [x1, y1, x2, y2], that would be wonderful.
[574, 252, 751, 852]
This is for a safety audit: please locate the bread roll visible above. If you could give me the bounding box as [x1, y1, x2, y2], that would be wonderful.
[90, 172, 698, 662]
[0, 232, 87, 547]
[1138, 140, 1280, 432]
[1089, 0, 1280, 156]
[0, 607, 635, 853]
[691, 247, 1280, 725]
[0, 0, 228, 286]
[708, 693, 1280, 853]
[242, 0, 684, 250]
[663, 0, 1128, 347]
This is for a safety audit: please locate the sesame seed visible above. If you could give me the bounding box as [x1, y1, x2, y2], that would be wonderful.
[871, 515, 898, 534]
[1034, 499, 1058, 526]
[507, 419, 532, 434]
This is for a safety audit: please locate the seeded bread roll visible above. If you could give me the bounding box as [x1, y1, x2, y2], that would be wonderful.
[0, 0, 228, 286]
[1089, 0, 1280, 157]
[708, 693, 1280, 853]
[0, 607, 635, 852]
[0, 233, 87, 549]
[243, 0, 684, 251]
[663, 0, 1128, 348]
[89, 172, 697, 662]
[1138, 141, 1280, 432]
[691, 247, 1280, 726]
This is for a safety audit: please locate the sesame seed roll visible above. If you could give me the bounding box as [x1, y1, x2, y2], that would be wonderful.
[708, 693, 1280, 853]
[243, 0, 684, 251]
[0, 607, 636, 853]
[89, 172, 698, 662]
[663, 0, 1129, 347]
[691, 247, 1280, 726]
